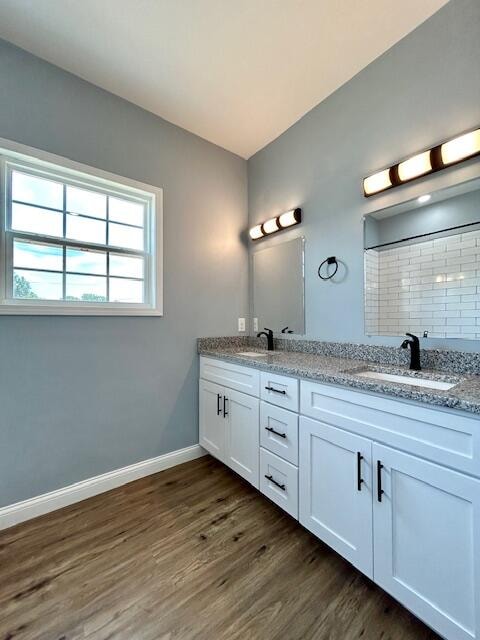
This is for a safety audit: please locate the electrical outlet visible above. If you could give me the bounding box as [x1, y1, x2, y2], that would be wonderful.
[253, 317, 258, 332]
[238, 317, 246, 332]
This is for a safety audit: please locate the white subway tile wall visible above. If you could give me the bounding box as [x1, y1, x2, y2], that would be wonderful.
[365, 249, 379, 334]
[365, 230, 480, 339]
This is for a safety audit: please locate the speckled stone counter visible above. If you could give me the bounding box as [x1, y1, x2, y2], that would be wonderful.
[198, 338, 480, 416]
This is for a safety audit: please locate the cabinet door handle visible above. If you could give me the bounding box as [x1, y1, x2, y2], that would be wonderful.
[217, 393, 222, 416]
[377, 460, 384, 502]
[264, 474, 285, 491]
[265, 426, 287, 439]
[357, 452, 364, 491]
[264, 386, 286, 395]
[223, 396, 228, 418]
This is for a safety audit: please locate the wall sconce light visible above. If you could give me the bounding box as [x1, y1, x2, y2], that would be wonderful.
[363, 126, 480, 197]
[249, 208, 302, 240]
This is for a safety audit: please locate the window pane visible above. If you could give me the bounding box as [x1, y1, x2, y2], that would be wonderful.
[109, 254, 144, 279]
[14, 269, 62, 300]
[67, 214, 106, 245]
[67, 185, 106, 219]
[109, 197, 144, 226]
[109, 277, 144, 303]
[66, 247, 107, 275]
[12, 170, 63, 210]
[14, 240, 63, 271]
[66, 274, 107, 302]
[109, 222, 144, 250]
[11, 202, 63, 237]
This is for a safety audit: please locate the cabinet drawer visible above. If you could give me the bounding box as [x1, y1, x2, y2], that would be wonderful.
[260, 402, 298, 465]
[260, 448, 298, 519]
[301, 380, 480, 477]
[200, 356, 260, 396]
[260, 371, 298, 411]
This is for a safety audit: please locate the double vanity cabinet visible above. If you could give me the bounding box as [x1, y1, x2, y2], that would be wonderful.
[199, 355, 480, 640]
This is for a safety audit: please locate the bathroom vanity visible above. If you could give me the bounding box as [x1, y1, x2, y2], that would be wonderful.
[198, 345, 480, 640]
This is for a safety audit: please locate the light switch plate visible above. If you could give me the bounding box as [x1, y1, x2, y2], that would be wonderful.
[238, 317, 246, 332]
[253, 317, 258, 332]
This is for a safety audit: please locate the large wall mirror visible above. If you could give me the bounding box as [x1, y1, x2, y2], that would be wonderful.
[253, 236, 305, 334]
[364, 177, 480, 340]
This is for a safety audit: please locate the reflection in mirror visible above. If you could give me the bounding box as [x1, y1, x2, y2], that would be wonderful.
[253, 237, 305, 334]
[364, 177, 480, 340]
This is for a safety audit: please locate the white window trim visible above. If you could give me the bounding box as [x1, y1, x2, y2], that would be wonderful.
[0, 137, 163, 316]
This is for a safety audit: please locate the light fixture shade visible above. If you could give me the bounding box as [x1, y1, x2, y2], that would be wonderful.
[278, 208, 301, 228]
[398, 151, 432, 182]
[262, 217, 280, 234]
[363, 169, 392, 196]
[249, 224, 264, 240]
[441, 128, 480, 165]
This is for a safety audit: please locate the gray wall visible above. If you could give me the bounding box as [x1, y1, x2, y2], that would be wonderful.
[371, 189, 480, 247]
[0, 39, 248, 507]
[248, 0, 480, 352]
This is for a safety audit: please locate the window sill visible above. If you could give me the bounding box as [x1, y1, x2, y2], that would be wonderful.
[0, 303, 163, 316]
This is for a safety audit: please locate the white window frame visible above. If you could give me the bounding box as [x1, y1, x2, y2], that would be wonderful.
[0, 137, 163, 316]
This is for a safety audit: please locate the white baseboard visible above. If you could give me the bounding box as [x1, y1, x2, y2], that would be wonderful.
[0, 444, 206, 531]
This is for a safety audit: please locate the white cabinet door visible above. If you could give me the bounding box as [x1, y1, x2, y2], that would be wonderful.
[299, 416, 373, 577]
[225, 388, 259, 488]
[199, 379, 225, 462]
[373, 443, 480, 640]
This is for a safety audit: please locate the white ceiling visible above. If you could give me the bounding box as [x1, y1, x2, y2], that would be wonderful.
[0, 0, 448, 158]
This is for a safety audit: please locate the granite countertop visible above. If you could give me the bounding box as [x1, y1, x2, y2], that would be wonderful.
[198, 345, 480, 416]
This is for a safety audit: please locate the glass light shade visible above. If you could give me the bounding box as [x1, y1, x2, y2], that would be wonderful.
[363, 169, 391, 195]
[249, 224, 264, 240]
[441, 129, 480, 165]
[262, 217, 280, 234]
[278, 210, 299, 228]
[398, 151, 432, 182]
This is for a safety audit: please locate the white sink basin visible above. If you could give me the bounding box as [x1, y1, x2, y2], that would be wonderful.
[355, 370, 456, 391]
[236, 351, 268, 357]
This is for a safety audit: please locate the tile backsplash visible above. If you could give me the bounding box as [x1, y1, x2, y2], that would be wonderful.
[365, 229, 480, 339]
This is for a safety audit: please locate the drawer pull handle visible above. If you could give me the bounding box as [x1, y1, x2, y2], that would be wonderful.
[265, 474, 286, 491]
[357, 452, 364, 492]
[265, 426, 287, 439]
[265, 386, 286, 395]
[217, 393, 222, 416]
[377, 460, 384, 502]
[223, 396, 228, 418]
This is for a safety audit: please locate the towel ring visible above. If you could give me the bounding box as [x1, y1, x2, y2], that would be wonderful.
[318, 256, 338, 280]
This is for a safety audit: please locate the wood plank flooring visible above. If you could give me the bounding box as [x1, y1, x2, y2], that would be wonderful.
[0, 455, 440, 640]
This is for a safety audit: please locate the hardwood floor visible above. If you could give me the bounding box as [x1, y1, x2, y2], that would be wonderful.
[0, 456, 440, 640]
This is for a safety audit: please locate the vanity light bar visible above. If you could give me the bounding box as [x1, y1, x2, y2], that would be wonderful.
[249, 208, 302, 240]
[363, 127, 480, 197]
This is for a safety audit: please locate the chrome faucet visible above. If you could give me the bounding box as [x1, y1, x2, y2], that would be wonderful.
[257, 327, 274, 351]
[400, 333, 421, 371]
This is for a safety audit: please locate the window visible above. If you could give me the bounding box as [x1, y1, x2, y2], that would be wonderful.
[0, 139, 162, 315]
